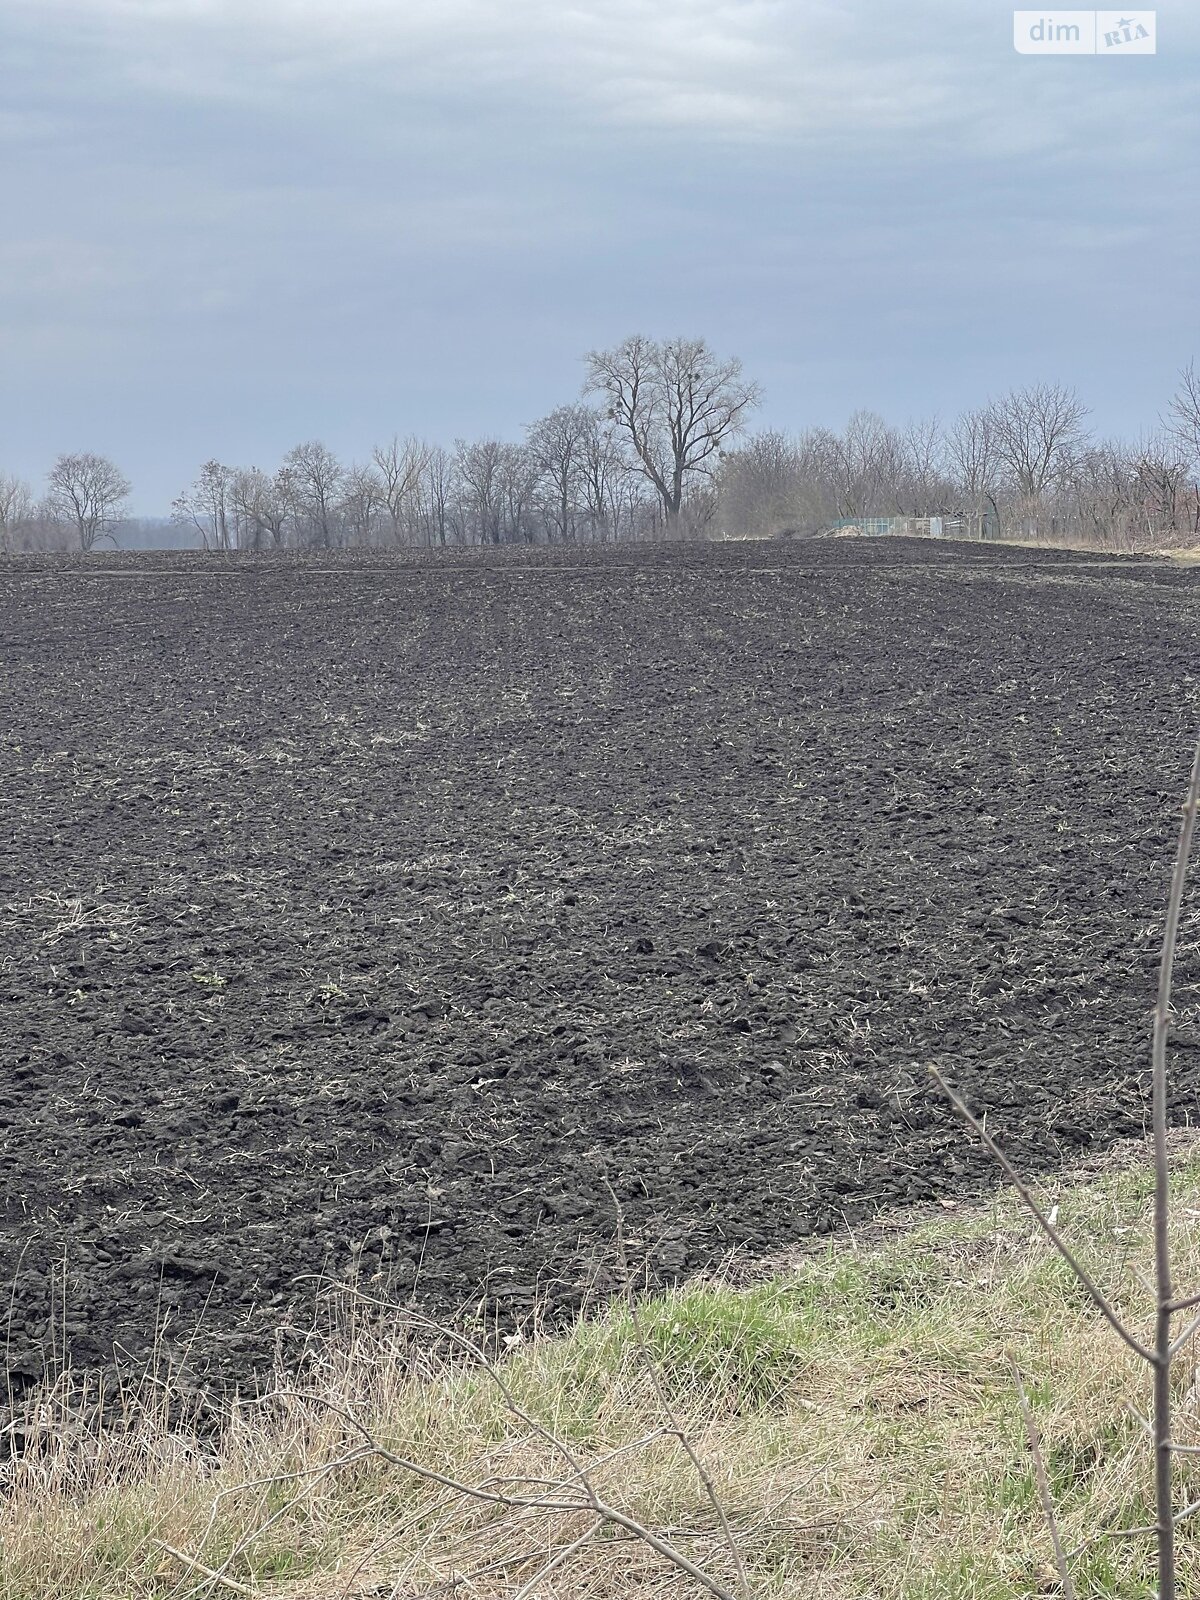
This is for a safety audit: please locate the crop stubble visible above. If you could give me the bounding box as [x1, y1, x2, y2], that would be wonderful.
[0, 538, 1198, 1398]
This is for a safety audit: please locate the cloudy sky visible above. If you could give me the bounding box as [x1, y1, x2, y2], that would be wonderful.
[2, 0, 1196, 512]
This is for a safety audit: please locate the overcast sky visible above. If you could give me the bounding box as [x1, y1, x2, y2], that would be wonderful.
[2, 0, 1196, 512]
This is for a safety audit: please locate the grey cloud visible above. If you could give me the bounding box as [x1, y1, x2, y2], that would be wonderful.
[0, 0, 1196, 510]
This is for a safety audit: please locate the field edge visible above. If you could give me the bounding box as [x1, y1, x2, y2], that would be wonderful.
[8, 1143, 1200, 1599]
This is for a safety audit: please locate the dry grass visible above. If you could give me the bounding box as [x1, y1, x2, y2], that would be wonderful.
[8, 1154, 1200, 1600]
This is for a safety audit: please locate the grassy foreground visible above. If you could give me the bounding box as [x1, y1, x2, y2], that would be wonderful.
[7, 1152, 1200, 1600]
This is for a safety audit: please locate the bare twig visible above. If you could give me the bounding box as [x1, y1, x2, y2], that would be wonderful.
[928, 1068, 1153, 1363]
[179, 1449, 380, 1600]
[328, 1298, 597, 1493]
[246, 1394, 585, 1514]
[1168, 1307, 1200, 1361]
[1149, 735, 1200, 1600]
[158, 1542, 259, 1598]
[175, 1326, 744, 1600]
[509, 1519, 604, 1599]
[1065, 1521, 1157, 1561]
[333, 1288, 750, 1595]
[933, 733, 1200, 1600]
[1008, 1356, 1075, 1600]
[264, 1383, 742, 1600]
[1065, 1493, 1200, 1563]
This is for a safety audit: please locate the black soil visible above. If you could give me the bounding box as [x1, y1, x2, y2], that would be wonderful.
[1, 538, 1198, 1398]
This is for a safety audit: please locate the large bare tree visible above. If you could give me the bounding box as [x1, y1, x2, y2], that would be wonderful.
[577, 412, 637, 540]
[896, 416, 953, 514]
[498, 442, 540, 543]
[584, 336, 760, 532]
[830, 411, 907, 517]
[46, 452, 132, 551]
[987, 383, 1090, 498]
[1136, 439, 1198, 543]
[454, 438, 505, 544]
[944, 407, 1004, 535]
[415, 447, 454, 548]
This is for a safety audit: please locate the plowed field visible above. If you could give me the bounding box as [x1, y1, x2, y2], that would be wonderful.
[2, 539, 1198, 1399]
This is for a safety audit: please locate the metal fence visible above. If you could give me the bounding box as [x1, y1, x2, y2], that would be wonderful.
[828, 515, 993, 540]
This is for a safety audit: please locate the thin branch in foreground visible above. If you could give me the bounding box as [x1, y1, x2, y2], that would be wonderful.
[1008, 1356, 1075, 1600]
[177, 1336, 744, 1600]
[1149, 734, 1200, 1600]
[927, 1067, 1153, 1364]
[329, 1288, 749, 1598]
[157, 1542, 258, 1598]
[1065, 1492, 1200, 1564]
[934, 733, 1200, 1600]
[1168, 1307, 1200, 1361]
[509, 1519, 604, 1600]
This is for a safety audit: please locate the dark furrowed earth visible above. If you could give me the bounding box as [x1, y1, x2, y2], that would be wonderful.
[1, 537, 1199, 1402]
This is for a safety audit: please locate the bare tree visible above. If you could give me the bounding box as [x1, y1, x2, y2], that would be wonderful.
[498, 442, 541, 543]
[372, 435, 432, 546]
[172, 460, 233, 551]
[715, 421, 917, 538]
[19, 503, 74, 552]
[946, 407, 1002, 535]
[454, 438, 506, 545]
[830, 411, 908, 517]
[987, 384, 1090, 506]
[1135, 439, 1199, 544]
[46, 452, 132, 551]
[585, 336, 760, 533]
[578, 414, 637, 540]
[415, 447, 455, 548]
[1167, 362, 1200, 472]
[713, 431, 799, 538]
[1054, 440, 1138, 548]
[229, 467, 289, 551]
[0, 472, 33, 554]
[527, 405, 596, 543]
[339, 464, 387, 547]
[896, 415, 953, 514]
[281, 441, 344, 549]
[789, 427, 843, 531]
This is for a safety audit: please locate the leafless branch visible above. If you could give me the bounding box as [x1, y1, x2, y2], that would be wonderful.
[934, 734, 1200, 1600]
[1009, 1356, 1075, 1600]
[927, 1067, 1153, 1363]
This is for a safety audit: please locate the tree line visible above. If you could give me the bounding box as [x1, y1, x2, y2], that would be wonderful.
[3, 338, 1199, 553]
[720, 376, 1200, 547]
